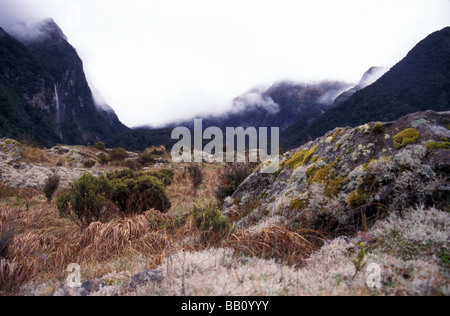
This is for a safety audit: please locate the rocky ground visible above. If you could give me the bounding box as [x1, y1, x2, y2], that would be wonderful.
[0, 111, 449, 296]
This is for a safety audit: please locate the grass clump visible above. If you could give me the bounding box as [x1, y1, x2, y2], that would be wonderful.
[0, 183, 15, 200]
[193, 201, 232, 241]
[393, 128, 420, 149]
[328, 128, 343, 143]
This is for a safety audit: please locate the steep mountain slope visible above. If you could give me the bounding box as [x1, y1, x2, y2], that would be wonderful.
[281, 27, 450, 150]
[0, 20, 128, 146]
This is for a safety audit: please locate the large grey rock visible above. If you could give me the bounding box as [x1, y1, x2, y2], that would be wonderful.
[224, 111, 450, 231]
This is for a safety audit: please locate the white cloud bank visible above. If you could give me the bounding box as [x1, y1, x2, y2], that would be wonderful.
[0, 0, 449, 127]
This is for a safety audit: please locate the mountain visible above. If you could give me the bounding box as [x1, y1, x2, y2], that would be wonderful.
[280, 26, 450, 150]
[165, 81, 352, 132]
[332, 66, 386, 106]
[115, 81, 351, 152]
[0, 19, 128, 147]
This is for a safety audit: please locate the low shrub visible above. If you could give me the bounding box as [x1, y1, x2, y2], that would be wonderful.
[93, 142, 106, 151]
[187, 164, 204, 190]
[43, 174, 60, 202]
[83, 159, 96, 169]
[57, 170, 172, 226]
[149, 169, 175, 186]
[110, 148, 128, 161]
[193, 201, 232, 241]
[215, 161, 257, 206]
[56, 190, 71, 218]
[122, 159, 141, 171]
[58, 173, 113, 226]
[137, 152, 157, 166]
[109, 171, 171, 215]
[97, 153, 110, 165]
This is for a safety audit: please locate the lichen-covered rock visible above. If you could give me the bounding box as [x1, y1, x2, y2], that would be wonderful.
[0, 138, 23, 163]
[0, 141, 102, 189]
[224, 111, 450, 231]
[54, 270, 162, 296]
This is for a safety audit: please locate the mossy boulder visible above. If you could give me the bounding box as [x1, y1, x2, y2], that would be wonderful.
[223, 111, 450, 231]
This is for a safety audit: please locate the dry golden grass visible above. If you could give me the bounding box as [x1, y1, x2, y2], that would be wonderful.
[0, 184, 39, 203]
[20, 145, 53, 165]
[0, 259, 34, 294]
[0, 183, 15, 200]
[0, 162, 336, 295]
[0, 160, 330, 295]
[227, 226, 327, 267]
[166, 163, 223, 216]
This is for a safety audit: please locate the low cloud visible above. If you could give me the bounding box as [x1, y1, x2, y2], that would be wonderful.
[231, 87, 280, 114]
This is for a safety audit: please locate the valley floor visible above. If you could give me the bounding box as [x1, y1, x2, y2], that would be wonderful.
[0, 138, 449, 296]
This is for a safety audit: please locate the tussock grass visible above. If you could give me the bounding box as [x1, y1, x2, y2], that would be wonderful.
[20, 145, 52, 164]
[0, 154, 448, 296]
[227, 226, 326, 267]
[0, 259, 35, 294]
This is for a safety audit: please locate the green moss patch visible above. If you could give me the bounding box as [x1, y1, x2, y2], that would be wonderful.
[372, 123, 385, 134]
[426, 141, 450, 151]
[347, 175, 378, 209]
[393, 128, 420, 149]
[306, 157, 346, 198]
[286, 145, 319, 170]
[290, 197, 309, 211]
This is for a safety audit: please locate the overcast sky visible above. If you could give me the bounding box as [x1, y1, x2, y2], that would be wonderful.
[0, 0, 449, 127]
